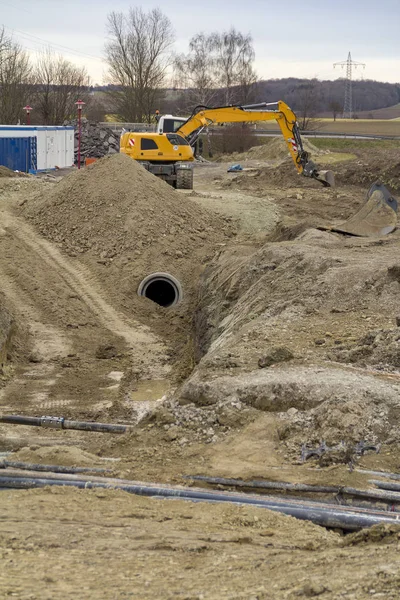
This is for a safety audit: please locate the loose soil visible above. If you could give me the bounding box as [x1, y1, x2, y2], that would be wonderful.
[1, 145, 400, 598]
[3, 486, 400, 600]
[0, 165, 27, 178]
[221, 136, 328, 163]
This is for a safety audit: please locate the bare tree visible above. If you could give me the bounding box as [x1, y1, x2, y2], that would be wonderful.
[174, 28, 257, 111]
[329, 100, 342, 121]
[34, 49, 90, 125]
[211, 28, 257, 105]
[296, 79, 321, 131]
[0, 28, 32, 124]
[174, 33, 219, 109]
[105, 8, 174, 122]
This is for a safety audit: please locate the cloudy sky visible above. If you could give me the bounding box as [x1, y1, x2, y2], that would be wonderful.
[1, 0, 399, 85]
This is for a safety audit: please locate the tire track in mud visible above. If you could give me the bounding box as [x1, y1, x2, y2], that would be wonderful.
[0, 201, 170, 418]
[0, 208, 162, 350]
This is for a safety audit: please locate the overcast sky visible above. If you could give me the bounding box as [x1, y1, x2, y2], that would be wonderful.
[1, 0, 399, 85]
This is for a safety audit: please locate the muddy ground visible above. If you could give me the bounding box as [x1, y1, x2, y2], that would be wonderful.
[1, 146, 400, 598]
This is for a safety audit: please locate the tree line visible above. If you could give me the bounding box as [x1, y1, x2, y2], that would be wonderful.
[0, 8, 399, 126]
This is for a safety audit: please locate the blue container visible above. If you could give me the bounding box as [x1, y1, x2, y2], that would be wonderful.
[0, 137, 37, 173]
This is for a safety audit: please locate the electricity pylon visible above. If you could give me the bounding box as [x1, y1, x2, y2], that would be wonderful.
[333, 52, 366, 118]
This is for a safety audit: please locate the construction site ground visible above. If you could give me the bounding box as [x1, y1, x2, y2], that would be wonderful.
[1, 142, 400, 598]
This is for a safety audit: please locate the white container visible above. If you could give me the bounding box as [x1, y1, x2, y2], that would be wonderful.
[0, 126, 74, 171]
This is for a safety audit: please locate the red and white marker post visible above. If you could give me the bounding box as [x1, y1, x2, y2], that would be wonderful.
[75, 100, 85, 169]
[23, 105, 33, 126]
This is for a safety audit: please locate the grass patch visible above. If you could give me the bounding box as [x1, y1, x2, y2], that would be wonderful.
[311, 138, 400, 151]
[318, 152, 357, 164]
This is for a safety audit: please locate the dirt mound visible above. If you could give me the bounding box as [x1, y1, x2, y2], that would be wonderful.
[335, 149, 400, 193]
[21, 154, 235, 379]
[225, 137, 327, 162]
[180, 366, 400, 447]
[0, 166, 22, 178]
[181, 230, 400, 449]
[221, 162, 324, 190]
[329, 328, 400, 371]
[13, 445, 105, 467]
[22, 154, 233, 262]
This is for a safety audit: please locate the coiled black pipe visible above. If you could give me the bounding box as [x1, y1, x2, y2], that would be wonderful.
[1, 475, 399, 531]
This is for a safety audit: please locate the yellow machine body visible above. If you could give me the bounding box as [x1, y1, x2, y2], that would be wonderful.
[120, 132, 195, 163]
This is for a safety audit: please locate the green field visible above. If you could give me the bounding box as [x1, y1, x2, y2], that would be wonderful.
[261, 118, 400, 137]
[311, 137, 400, 151]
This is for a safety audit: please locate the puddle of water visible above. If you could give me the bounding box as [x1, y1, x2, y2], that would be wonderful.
[130, 379, 170, 402]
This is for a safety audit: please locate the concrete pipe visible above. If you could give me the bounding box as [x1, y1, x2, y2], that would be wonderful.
[137, 273, 183, 308]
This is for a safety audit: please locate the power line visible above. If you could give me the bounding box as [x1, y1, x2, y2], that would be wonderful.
[1, 23, 105, 63]
[0, 0, 33, 15]
[333, 52, 366, 118]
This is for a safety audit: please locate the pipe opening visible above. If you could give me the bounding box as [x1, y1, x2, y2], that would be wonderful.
[138, 273, 182, 308]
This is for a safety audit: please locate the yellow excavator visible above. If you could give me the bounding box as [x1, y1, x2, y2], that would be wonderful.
[120, 101, 334, 190]
[120, 101, 398, 237]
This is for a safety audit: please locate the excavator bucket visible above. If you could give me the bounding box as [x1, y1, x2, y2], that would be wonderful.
[303, 159, 335, 187]
[314, 169, 335, 188]
[321, 182, 398, 237]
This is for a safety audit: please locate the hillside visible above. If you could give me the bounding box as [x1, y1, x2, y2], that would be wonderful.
[157, 78, 400, 117]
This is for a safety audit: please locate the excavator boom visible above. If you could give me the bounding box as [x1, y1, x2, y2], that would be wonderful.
[177, 101, 334, 187]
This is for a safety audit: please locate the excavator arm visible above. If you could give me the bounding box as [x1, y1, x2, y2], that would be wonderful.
[177, 101, 334, 187]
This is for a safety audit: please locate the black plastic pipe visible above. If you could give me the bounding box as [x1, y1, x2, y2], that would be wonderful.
[2, 468, 129, 486]
[0, 415, 129, 434]
[187, 475, 400, 504]
[187, 475, 341, 494]
[0, 461, 111, 475]
[358, 469, 400, 481]
[0, 475, 399, 531]
[6, 468, 400, 511]
[3, 469, 396, 516]
[370, 480, 400, 493]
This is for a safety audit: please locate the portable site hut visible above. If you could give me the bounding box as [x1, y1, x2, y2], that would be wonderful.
[0, 126, 75, 173]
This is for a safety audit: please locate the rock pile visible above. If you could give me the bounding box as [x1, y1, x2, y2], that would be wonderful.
[65, 119, 120, 164]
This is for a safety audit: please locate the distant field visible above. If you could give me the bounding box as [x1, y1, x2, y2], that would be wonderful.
[353, 103, 400, 120]
[316, 119, 400, 136]
[311, 138, 400, 151]
[258, 118, 400, 137]
[319, 104, 400, 120]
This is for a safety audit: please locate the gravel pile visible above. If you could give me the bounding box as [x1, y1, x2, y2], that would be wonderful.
[151, 397, 253, 445]
[22, 153, 233, 262]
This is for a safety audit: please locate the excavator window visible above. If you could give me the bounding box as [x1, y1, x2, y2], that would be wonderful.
[141, 138, 159, 150]
[166, 134, 189, 146]
[163, 119, 187, 133]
